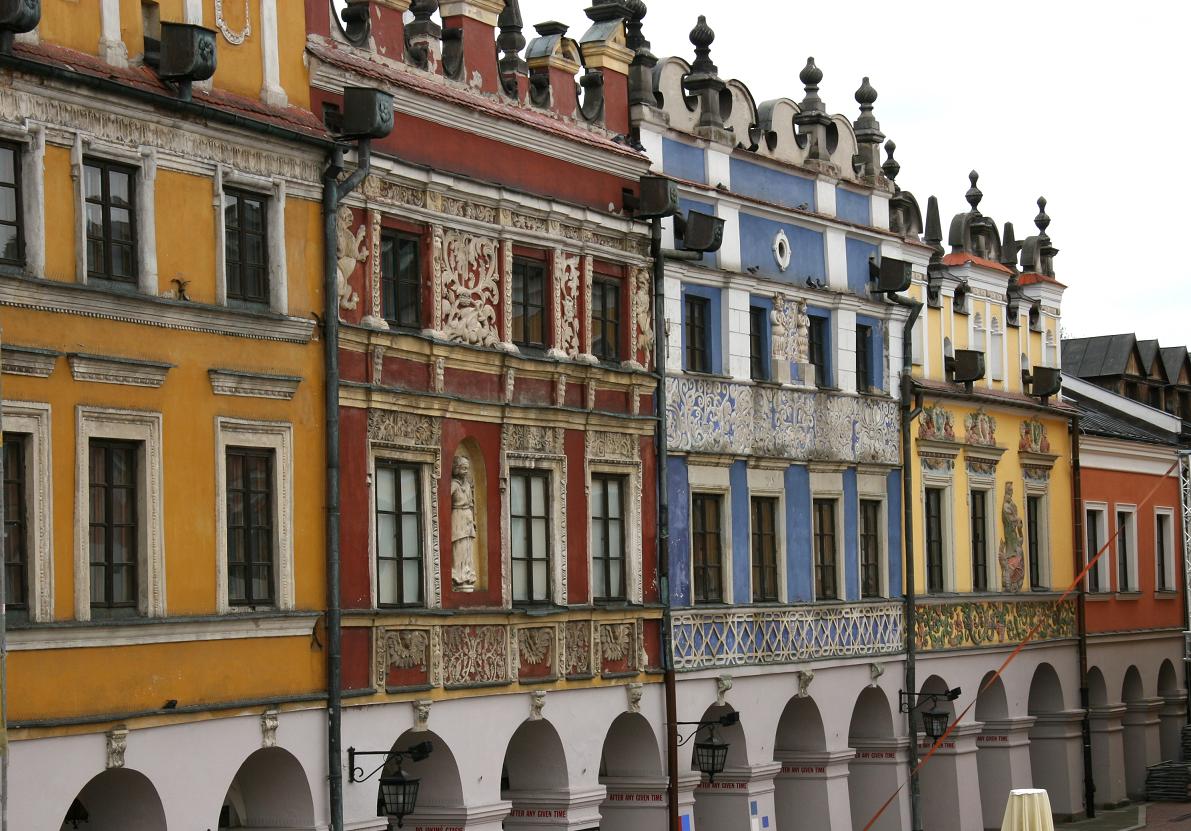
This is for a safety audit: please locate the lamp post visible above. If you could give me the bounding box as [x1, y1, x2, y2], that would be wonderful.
[676, 711, 739, 783]
[348, 740, 434, 828]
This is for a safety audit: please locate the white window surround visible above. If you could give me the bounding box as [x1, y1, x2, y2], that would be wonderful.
[214, 417, 295, 613]
[1023, 482, 1051, 590]
[858, 472, 888, 598]
[688, 463, 732, 604]
[920, 462, 956, 593]
[0, 121, 45, 278]
[1084, 503, 1111, 593]
[967, 485, 996, 592]
[214, 166, 289, 314]
[502, 428, 568, 607]
[75, 406, 166, 621]
[3, 401, 53, 622]
[72, 135, 158, 296]
[1114, 504, 1138, 593]
[810, 467, 845, 602]
[1155, 508, 1176, 592]
[748, 466, 787, 604]
[586, 447, 645, 606]
[368, 446, 441, 610]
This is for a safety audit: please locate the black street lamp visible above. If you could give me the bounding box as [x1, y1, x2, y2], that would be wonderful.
[349, 740, 434, 828]
[899, 686, 961, 742]
[677, 711, 739, 782]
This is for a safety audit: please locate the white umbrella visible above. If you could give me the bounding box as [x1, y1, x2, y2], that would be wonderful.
[1000, 788, 1055, 831]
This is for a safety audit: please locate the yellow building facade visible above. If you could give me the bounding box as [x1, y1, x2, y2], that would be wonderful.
[0, 2, 333, 828]
[900, 177, 1084, 829]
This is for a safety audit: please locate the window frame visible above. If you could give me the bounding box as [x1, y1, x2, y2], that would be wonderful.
[1, 403, 52, 623]
[1027, 493, 1050, 590]
[591, 274, 623, 364]
[223, 187, 270, 306]
[749, 303, 770, 382]
[1115, 505, 1138, 593]
[856, 323, 872, 393]
[87, 438, 140, 616]
[511, 254, 549, 350]
[969, 488, 990, 592]
[858, 497, 884, 599]
[590, 472, 628, 602]
[381, 229, 422, 330]
[807, 310, 831, 388]
[0, 140, 24, 267]
[1155, 507, 1176, 593]
[750, 495, 779, 603]
[924, 486, 946, 594]
[509, 468, 553, 605]
[1085, 503, 1110, 593]
[83, 156, 139, 285]
[3, 433, 28, 614]
[684, 293, 711, 374]
[812, 497, 840, 601]
[691, 492, 724, 605]
[224, 445, 277, 608]
[214, 169, 288, 313]
[214, 418, 295, 614]
[374, 460, 425, 608]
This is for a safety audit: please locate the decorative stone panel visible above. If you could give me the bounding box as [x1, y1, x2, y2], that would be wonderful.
[916, 597, 1076, 652]
[441, 624, 510, 688]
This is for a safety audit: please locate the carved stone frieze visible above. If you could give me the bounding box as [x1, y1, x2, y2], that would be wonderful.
[504, 424, 563, 455]
[438, 231, 500, 347]
[919, 406, 956, 442]
[565, 620, 593, 677]
[375, 628, 430, 686]
[336, 207, 366, 313]
[965, 410, 997, 447]
[600, 623, 635, 665]
[772, 295, 810, 364]
[587, 431, 637, 461]
[368, 410, 441, 449]
[557, 251, 582, 358]
[916, 597, 1075, 651]
[517, 627, 554, 667]
[363, 176, 427, 208]
[442, 625, 509, 687]
[1019, 418, 1051, 453]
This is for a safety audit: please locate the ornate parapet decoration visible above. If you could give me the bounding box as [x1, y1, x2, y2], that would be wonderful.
[1019, 417, 1051, 453]
[965, 409, 997, 446]
[670, 602, 904, 671]
[916, 596, 1076, 652]
[918, 406, 955, 442]
[666, 377, 899, 465]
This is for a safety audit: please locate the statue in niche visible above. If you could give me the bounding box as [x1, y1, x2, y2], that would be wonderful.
[793, 301, 811, 365]
[335, 206, 366, 312]
[998, 481, 1025, 592]
[450, 454, 478, 592]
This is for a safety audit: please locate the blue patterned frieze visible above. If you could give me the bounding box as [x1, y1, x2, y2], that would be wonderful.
[856, 398, 900, 465]
[667, 377, 753, 454]
[670, 602, 905, 670]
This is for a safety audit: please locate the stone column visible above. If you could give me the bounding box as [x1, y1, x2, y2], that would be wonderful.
[403, 802, 509, 831]
[1160, 693, 1187, 763]
[502, 786, 605, 831]
[976, 716, 1035, 829]
[1089, 704, 1127, 808]
[1028, 710, 1085, 820]
[674, 772, 699, 831]
[1123, 698, 1163, 800]
[598, 775, 669, 831]
[919, 721, 984, 831]
[848, 737, 910, 831]
[693, 762, 780, 831]
[774, 749, 855, 831]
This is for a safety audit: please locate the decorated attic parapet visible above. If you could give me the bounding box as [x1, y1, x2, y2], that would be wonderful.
[947, 171, 1002, 264]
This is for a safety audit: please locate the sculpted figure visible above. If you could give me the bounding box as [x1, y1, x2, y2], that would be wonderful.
[336, 206, 366, 311]
[450, 455, 478, 591]
[998, 481, 1025, 592]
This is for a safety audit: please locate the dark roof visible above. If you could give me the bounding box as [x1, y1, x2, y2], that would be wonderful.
[1066, 389, 1181, 445]
[1061, 334, 1138, 377]
[1137, 339, 1160, 369]
[1162, 346, 1189, 385]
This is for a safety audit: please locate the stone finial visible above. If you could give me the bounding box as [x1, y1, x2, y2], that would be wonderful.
[410, 0, 439, 26]
[497, 0, 528, 94]
[882, 140, 900, 183]
[1035, 196, 1050, 241]
[925, 195, 943, 261]
[625, 0, 648, 51]
[855, 77, 878, 125]
[799, 57, 825, 113]
[1001, 222, 1019, 269]
[965, 170, 982, 213]
[689, 15, 716, 75]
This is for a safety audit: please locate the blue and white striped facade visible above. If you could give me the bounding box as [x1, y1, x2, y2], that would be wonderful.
[636, 44, 929, 831]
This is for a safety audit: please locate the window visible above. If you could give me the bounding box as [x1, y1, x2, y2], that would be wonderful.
[84, 159, 137, 283]
[225, 448, 275, 606]
[970, 490, 988, 592]
[591, 276, 622, 362]
[856, 324, 872, 393]
[1116, 509, 1135, 592]
[0, 142, 22, 266]
[860, 499, 882, 598]
[89, 440, 139, 614]
[813, 498, 838, 600]
[924, 487, 944, 593]
[691, 493, 722, 604]
[591, 474, 626, 601]
[511, 256, 547, 348]
[3, 434, 26, 611]
[382, 231, 421, 328]
[809, 314, 829, 387]
[1086, 507, 1108, 592]
[223, 189, 269, 304]
[375, 463, 423, 607]
[510, 470, 550, 603]
[1156, 511, 1174, 592]
[751, 496, 778, 602]
[1027, 495, 1046, 589]
[749, 305, 769, 381]
[684, 294, 710, 373]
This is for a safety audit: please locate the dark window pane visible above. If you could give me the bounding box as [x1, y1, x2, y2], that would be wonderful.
[684, 295, 710, 373]
[381, 232, 423, 329]
[751, 497, 778, 602]
[860, 499, 882, 598]
[1028, 496, 1045, 589]
[0, 144, 24, 266]
[856, 324, 872, 392]
[809, 315, 829, 387]
[512, 257, 547, 348]
[89, 440, 139, 611]
[592, 277, 622, 362]
[924, 488, 944, 593]
[3, 435, 27, 609]
[813, 498, 838, 600]
[84, 159, 138, 283]
[749, 305, 769, 381]
[0, 147, 14, 183]
[511, 470, 551, 603]
[226, 447, 275, 605]
[692, 494, 722, 604]
[1086, 510, 1101, 592]
[225, 190, 269, 304]
[591, 474, 626, 600]
[970, 490, 987, 592]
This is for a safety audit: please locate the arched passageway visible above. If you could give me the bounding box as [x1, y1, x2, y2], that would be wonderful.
[1027, 663, 1081, 818]
[692, 703, 752, 831]
[975, 672, 1031, 829]
[1087, 666, 1127, 807]
[218, 747, 314, 829]
[774, 695, 850, 831]
[380, 730, 465, 829]
[598, 713, 667, 831]
[1157, 659, 1184, 763]
[916, 674, 979, 831]
[503, 718, 587, 830]
[847, 687, 901, 831]
[60, 768, 166, 831]
[1121, 665, 1159, 800]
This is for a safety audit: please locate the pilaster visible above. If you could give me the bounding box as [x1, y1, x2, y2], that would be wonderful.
[693, 761, 780, 831]
[774, 749, 855, 831]
[1089, 704, 1128, 807]
[977, 716, 1036, 828]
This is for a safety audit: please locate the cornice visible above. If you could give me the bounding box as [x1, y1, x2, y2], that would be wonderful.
[68, 353, 173, 388]
[0, 344, 59, 378]
[208, 369, 304, 400]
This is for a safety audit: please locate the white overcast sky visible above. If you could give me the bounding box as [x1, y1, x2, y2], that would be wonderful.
[512, 0, 1190, 346]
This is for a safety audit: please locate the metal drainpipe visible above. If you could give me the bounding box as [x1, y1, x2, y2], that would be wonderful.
[1, 329, 7, 831]
[1179, 450, 1191, 726]
[889, 293, 923, 830]
[652, 216, 680, 831]
[324, 139, 373, 831]
[1070, 416, 1095, 818]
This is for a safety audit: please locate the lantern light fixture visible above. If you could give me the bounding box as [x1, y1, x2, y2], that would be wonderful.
[899, 686, 961, 743]
[349, 740, 434, 828]
[676, 711, 739, 782]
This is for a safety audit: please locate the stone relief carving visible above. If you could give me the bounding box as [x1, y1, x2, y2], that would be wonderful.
[554, 374, 567, 407]
[556, 251, 582, 358]
[106, 727, 128, 769]
[771, 295, 810, 365]
[505, 425, 564, 455]
[587, 431, 637, 461]
[215, 0, 252, 44]
[1022, 464, 1051, 484]
[260, 708, 279, 748]
[413, 699, 432, 732]
[439, 231, 500, 347]
[795, 669, 815, 698]
[362, 209, 388, 330]
[442, 625, 509, 687]
[518, 627, 553, 667]
[450, 455, 478, 592]
[368, 410, 440, 448]
[336, 207, 367, 313]
[529, 690, 547, 721]
[1019, 418, 1051, 453]
[715, 674, 733, 707]
[919, 406, 955, 441]
[965, 410, 997, 446]
[998, 481, 1026, 592]
[376, 630, 430, 687]
[503, 368, 515, 404]
[869, 663, 885, 688]
[565, 621, 593, 676]
[433, 357, 446, 393]
[601, 623, 635, 663]
[634, 267, 653, 367]
[626, 682, 644, 713]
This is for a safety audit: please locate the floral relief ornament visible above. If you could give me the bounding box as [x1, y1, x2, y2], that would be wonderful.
[215, 0, 252, 45]
[439, 231, 500, 347]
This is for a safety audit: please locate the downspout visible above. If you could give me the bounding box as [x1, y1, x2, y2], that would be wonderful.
[1180, 450, 1191, 726]
[324, 139, 373, 831]
[652, 216, 680, 831]
[1, 329, 7, 831]
[889, 293, 923, 830]
[1070, 415, 1095, 818]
